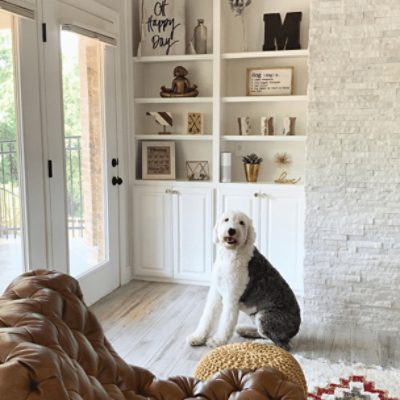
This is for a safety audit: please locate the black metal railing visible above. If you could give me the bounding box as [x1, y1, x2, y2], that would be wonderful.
[64, 136, 84, 238]
[0, 140, 20, 238]
[0, 137, 85, 239]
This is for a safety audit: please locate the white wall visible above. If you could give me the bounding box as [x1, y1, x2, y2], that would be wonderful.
[305, 0, 400, 331]
[94, 0, 120, 11]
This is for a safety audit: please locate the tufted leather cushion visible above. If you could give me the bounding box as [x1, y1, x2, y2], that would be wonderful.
[0, 270, 305, 399]
[194, 342, 307, 396]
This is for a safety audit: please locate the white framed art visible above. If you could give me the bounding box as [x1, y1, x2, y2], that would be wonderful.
[247, 67, 293, 96]
[142, 141, 176, 180]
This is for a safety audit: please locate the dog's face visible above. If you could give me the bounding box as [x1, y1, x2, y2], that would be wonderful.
[213, 211, 255, 250]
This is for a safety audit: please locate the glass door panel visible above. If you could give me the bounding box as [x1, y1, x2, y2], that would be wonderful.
[0, 11, 24, 291]
[61, 31, 108, 277]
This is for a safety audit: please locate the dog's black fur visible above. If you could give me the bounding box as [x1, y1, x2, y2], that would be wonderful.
[239, 247, 301, 349]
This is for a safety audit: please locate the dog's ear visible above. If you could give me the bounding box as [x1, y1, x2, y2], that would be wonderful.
[213, 220, 220, 244]
[244, 221, 256, 247]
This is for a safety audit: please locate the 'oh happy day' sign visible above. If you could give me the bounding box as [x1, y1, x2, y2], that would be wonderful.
[140, 0, 186, 56]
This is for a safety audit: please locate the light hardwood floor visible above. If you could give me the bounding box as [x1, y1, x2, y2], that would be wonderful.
[91, 281, 400, 378]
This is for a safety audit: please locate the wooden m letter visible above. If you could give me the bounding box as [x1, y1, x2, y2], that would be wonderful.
[263, 12, 302, 51]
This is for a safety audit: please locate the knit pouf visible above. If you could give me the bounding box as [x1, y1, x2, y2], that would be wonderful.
[194, 342, 307, 396]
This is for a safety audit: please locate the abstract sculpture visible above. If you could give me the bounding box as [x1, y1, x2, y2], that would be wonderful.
[146, 112, 173, 134]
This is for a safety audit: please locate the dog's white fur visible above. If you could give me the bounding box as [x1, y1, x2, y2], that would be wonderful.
[187, 210, 256, 347]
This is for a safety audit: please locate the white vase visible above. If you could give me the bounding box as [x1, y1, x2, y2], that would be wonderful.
[221, 153, 232, 183]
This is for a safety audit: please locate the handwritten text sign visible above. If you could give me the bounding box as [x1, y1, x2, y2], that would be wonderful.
[247, 67, 293, 96]
[141, 0, 185, 56]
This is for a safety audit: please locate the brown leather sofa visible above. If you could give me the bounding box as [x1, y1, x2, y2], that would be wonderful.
[0, 270, 305, 399]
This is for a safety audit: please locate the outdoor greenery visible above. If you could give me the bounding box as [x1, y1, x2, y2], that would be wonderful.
[0, 27, 85, 228]
[0, 28, 19, 187]
[0, 26, 20, 234]
[62, 32, 84, 220]
[62, 32, 82, 139]
[0, 30, 16, 143]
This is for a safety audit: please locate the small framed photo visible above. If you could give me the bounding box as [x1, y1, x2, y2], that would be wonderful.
[247, 67, 293, 96]
[142, 141, 176, 180]
[187, 112, 203, 135]
[186, 161, 210, 181]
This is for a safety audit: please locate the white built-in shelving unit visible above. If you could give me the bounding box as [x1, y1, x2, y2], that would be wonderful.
[131, 0, 309, 184]
[129, 0, 309, 290]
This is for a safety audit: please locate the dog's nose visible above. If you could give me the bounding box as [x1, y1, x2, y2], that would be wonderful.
[228, 228, 236, 236]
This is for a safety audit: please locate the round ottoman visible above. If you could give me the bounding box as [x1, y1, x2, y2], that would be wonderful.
[194, 342, 307, 396]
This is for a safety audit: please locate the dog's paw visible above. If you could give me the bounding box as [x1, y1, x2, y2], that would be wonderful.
[206, 337, 227, 348]
[187, 333, 207, 346]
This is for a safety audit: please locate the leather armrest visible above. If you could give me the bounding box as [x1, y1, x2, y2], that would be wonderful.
[130, 366, 305, 400]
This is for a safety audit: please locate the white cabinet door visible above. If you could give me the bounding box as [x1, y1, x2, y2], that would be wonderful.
[265, 192, 305, 295]
[172, 187, 213, 282]
[218, 186, 305, 295]
[217, 188, 262, 250]
[133, 186, 173, 278]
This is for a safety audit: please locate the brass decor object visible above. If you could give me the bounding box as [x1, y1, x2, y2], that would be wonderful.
[242, 153, 263, 183]
[160, 66, 199, 98]
[275, 171, 301, 185]
[244, 164, 260, 183]
[273, 152, 301, 185]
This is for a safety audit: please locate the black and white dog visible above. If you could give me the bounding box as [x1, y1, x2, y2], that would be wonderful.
[187, 210, 301, 350]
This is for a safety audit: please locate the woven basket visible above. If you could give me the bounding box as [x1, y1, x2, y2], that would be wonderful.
[194, 342, 307, 396]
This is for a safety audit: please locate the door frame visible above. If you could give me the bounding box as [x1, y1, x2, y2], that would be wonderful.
[37, 0, 126, 305]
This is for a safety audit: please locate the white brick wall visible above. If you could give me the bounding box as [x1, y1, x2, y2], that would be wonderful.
[305, 0, 400, 331]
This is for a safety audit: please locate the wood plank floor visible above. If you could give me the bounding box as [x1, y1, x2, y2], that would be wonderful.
[91, 281, 400, 379]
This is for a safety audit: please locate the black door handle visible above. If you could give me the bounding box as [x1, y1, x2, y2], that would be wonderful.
[112, 176, 123, 186]
[112, 158, 119, 167]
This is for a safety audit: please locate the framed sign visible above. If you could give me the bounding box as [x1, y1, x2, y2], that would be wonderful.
[187, 112, 203, 134]
[247, 67, 293, 96]
[142, 141, 176, 180]
[140, 0, 186, 56]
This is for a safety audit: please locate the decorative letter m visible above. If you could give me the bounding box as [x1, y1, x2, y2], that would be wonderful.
[263, 12, 302, 51]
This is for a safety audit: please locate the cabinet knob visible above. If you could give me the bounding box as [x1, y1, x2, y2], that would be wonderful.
[171, 190, 179, 195]
[165, 189, 172, 194]
[254, 192, 259, 198]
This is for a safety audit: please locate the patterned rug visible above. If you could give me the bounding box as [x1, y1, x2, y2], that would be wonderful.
[308, 375, 399, 400]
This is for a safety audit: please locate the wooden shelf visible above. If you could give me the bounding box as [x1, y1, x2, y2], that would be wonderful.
[222, 135, 307, 142]
[222, 96, 308, 103]
[222, 50, 309, 60]
[133, 54, 213, 63]
[135, 97, 214, 104]
[136, 134, 213, 141]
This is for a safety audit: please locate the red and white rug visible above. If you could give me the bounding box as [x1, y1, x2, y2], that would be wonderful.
[308, 375, 399, 400]
[293, 355, 400, 400]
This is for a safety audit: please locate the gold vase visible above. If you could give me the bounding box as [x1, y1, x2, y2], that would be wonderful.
[244, 163, 260, 183]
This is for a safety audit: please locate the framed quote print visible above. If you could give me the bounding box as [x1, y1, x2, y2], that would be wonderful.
[142, 141, 176, 180]
[247, 67, 293, 96]
[139, 0, 186, 56]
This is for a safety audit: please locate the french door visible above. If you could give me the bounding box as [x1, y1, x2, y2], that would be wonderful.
[41, 1, 120, 304]
[0, 7, 47, 293]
